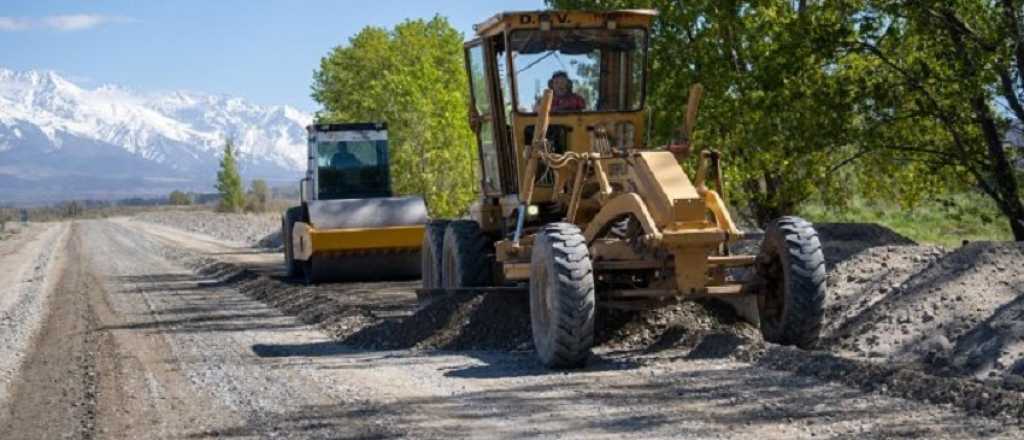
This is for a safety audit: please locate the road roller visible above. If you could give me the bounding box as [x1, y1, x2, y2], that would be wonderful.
[282, 122, 428, 283]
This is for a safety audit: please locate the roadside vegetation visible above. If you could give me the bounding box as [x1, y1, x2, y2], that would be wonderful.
[216, 139, 246, 213]
[549, 0, 1024, 241]
[168, 190, 193, 206]
[312, 16, 477, 218]
[0, 208, 13, 240]
[801, 191, 1013, 247]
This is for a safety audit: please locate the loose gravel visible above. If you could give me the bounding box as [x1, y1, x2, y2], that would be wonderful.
[134, 210, 282, 248]
[132, 210, 1024, 421]
[0, 223, 68, 404]
[823, 241, 1024, 386]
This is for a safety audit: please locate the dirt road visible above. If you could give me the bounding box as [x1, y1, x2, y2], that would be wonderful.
[0, 219, 1019, 439]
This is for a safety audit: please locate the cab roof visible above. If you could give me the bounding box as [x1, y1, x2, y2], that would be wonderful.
[472, 10, 657, 39]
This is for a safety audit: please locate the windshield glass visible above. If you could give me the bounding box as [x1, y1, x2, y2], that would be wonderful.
[510, 28, 646, 114]
[316, 139, 389, 199]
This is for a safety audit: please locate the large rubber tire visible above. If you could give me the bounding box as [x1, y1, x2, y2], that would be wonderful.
[282, 207, 303, 279]
[441, 220, 492, 288]
[530, 223, 595, 369]
[302, 259, 316, 285]
[421, 220, 450, 289]
[756, 216, 827, 348]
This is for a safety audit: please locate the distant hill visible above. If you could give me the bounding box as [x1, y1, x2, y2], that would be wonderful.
[0, 68, 311, 203]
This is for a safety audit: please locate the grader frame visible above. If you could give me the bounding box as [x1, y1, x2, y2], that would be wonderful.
[423, 10, 827, 368]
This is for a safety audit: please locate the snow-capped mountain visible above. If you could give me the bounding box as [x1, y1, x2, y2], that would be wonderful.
[0, 68, 312, 202]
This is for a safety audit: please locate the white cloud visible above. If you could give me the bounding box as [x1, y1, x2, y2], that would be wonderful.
[0, 17, 32, 31]
[0, 14, 136, 32]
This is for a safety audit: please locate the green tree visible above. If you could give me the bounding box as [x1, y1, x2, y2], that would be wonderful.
[168, 190, 192, 206]
[312, 16, 478, 217]
[246, 179, 270, 212]
[845, 0, 1024, 240]
[549, 1, 1022, 239]
[216, 139, 245, 213]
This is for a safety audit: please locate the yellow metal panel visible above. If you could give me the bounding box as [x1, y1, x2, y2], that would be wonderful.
[309, 225, 425, 254]
[638, 151, 700, 200]
[503, 262, 531, 281]
[631, 151, 702, 227]
[475, 10, 656, 38]
[662, 228, 727, 247]
[582, 192, 661, 242]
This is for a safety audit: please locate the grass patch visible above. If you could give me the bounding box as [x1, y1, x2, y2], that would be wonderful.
[800, 192, 1013, 247]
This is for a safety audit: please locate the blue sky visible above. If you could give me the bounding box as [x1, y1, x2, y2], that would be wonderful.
[0, 0, 545, 112]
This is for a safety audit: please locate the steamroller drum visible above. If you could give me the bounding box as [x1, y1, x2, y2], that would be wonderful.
[530, 222, 595, 369]
[306, 196, 428, 230]
[441, 221, 492, 288]
[282, 207, 303, 279]
[755, 216, 827, 349]
[303, 252, 421, 285]
[421, 220, 450, 289]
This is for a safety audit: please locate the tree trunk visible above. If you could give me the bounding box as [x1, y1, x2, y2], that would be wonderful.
[745, 171, 797, 227]
[971, 96, 1024, 241]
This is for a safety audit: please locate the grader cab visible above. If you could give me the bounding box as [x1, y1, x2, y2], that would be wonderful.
[422, 10, 827, 368]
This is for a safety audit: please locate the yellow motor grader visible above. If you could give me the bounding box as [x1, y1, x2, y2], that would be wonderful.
[422, 10, 827, 368]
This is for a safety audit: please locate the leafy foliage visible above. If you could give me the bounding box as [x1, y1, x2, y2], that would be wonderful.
[168, 190, 192, 206]
[216, 139, 245, 213]
[549, 0, 1023, 239]
[312, 17, 478, 217]
[843, 0, 1024, 240]
[245, 179, 270, 212]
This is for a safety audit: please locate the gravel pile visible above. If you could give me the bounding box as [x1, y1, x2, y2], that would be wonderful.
[134, 210, 282, 248]
[823, 241, 1024, 387]
[184, 256, 759, 355]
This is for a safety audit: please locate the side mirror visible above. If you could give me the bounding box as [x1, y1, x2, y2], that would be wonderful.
[300, 178, 312, 203]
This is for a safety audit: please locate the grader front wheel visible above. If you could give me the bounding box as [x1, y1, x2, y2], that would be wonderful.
[530, 223, 595, 368]
[755, 216, 827, 349]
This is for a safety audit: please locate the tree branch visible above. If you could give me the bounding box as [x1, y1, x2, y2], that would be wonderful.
[998, 68, 1024, 123]
[1002, 0, 1024, 84]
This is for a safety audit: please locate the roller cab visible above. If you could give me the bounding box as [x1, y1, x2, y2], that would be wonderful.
[283, 123, 427, 283]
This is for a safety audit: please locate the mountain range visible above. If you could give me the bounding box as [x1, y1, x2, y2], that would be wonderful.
[0, 68, 311, 204]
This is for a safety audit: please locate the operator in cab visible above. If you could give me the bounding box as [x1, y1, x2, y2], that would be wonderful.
[330, 145, 362, 169]
[541, 71, 586, 112]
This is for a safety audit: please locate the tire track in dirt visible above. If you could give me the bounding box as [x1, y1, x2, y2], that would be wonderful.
[1, 224, 101, 439]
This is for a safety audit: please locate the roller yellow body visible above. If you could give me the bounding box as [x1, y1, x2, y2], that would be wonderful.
[292, 223, 424, 260]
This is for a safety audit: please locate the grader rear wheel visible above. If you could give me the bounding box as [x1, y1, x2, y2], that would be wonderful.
[755, 216, 827, 348]
[441, 221, 492, 288]
[421, 220, 450, 289]
[530, 223, 595, 368]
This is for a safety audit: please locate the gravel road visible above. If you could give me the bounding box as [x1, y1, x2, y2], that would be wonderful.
[0, 218, 1015, 438]
[0, 222, 69, 404]
[134, 210, 281, 248]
